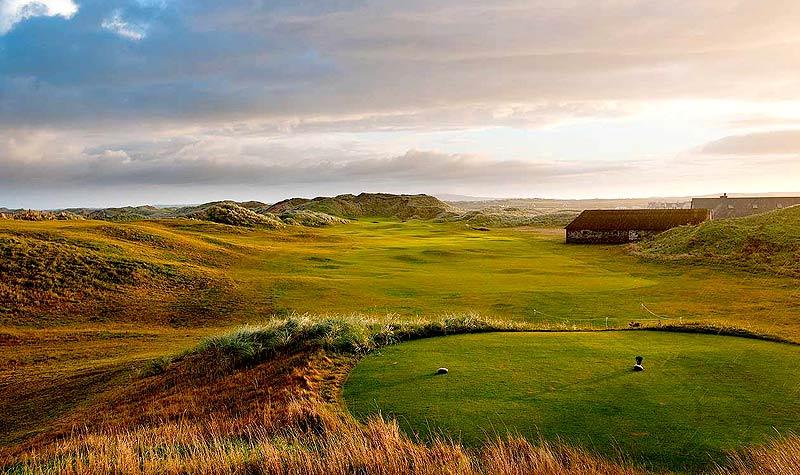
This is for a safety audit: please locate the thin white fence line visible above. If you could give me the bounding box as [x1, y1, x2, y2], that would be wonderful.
[531, 303, 681, 324]
[640, 303, 671, 320]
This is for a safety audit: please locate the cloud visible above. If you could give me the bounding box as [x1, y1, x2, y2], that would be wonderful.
[2, 1, 800, 207]
[4, 0, 800, 128]
[2, 126, 799, 208]
[0, 130, 619, 188]
[701, 130, 800, 155]
[0, 0, 77, 34]
[101, 9, 147, 41]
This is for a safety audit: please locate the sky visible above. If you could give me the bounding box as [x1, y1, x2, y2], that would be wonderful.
[1, 0, 800, 208]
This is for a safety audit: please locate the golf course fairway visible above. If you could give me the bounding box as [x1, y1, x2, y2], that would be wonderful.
[344, 331, 800, 472]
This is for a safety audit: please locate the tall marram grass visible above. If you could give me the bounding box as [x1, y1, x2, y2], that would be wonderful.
[191, 314, 532, 370]
[714, 435, 800, 475]
[6, 403, 645, 475]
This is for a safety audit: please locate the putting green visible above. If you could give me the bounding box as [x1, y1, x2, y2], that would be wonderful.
[344, 331, 800, 472]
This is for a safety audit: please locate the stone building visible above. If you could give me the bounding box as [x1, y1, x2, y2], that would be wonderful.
[691, 194, 800, 219]
[565, 209, 710, 244]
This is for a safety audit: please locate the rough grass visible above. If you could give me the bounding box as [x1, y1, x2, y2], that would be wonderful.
[3, 413, 646, 475]
[633, 205, 800, 277]
[268, 193, 455, 220]
[440, 208, 580, 228]
[0, 233, 186, 319]
[4, 216, 800, 473]
[0, 221, 223, 326]
[716, 435, 800, 475]
[277, 210, 350, 227]
[185, 202, 286, 228]
[189, 315, 530, 372]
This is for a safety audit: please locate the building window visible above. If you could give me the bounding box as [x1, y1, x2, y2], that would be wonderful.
[752, 204, 759, 209]
[728, 205, 735, 209]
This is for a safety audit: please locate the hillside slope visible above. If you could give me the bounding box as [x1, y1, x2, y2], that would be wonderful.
[440, 208, 581, 228]
[182, 202, 285, 228]
[10, 201, 345, 228]
[267, 193, 454, 220]
[633, 206, 800, 277]
[0, 221, 228, 326]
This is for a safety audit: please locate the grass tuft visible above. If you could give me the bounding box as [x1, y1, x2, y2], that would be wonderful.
[193, 314, 526, 370]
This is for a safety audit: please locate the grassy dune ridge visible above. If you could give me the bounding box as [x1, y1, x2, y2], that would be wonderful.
[266, 193, 455, 220]
[633, 205, 800, 277]
[0, 219, 234, 326]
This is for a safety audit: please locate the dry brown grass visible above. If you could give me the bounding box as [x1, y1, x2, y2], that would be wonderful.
[7, 403, 647, 475]
[3, 346, 648, 475]
[714, 435, 800, 475]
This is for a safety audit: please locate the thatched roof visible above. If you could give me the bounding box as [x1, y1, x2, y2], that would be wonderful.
[565, 209, 710, 231]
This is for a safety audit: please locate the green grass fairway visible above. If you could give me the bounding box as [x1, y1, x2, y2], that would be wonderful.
[344, 331, 800, 472]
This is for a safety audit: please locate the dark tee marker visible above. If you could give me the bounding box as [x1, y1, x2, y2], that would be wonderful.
[633, 355, 645, 372]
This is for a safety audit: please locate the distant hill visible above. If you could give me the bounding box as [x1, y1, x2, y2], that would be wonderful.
[439, 208, 580, 228]
[182, 202, 285, 228]
[3, 201, 346, 228]
[0, 210, 84, 221]
[266, 193, 455, 220]
[633, 205, 800, 277]
[450, 197, 692, 211]
[435, 193, 499, 202]
[0, 220, 219, 325]
[67, 205, 164, 221]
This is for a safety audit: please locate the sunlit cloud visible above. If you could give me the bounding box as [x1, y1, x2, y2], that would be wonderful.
[101, 10, 147, 41]
[701, 130, 800, 156]
[0, 0, 77, 34]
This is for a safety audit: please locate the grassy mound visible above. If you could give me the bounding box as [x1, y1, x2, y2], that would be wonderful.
[69, 205, 165, 221]
[278, 210, 350, 227]
[267, 193, 455, 220]
[184, 202, 285, 228]
[440, 208, 580, 228]
[345, 331, 800, 472]
[0, 210, 84, 221]
[185, 315, 527, 372]
[0, 222, 223, 325]
[633, 205, 800, 276]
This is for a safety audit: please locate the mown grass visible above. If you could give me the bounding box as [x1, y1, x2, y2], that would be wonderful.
[6, 316, 798, 475]
[345, 331, 800, 472]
